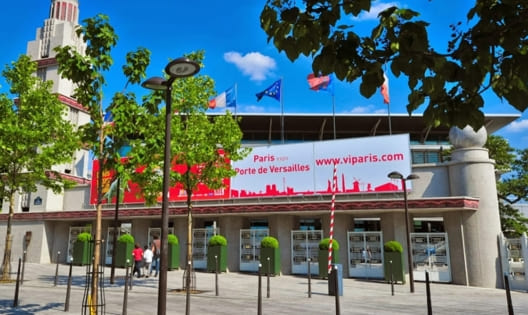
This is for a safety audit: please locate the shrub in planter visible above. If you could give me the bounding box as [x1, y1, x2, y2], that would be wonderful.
[115, 233, 135, 268]
[384, 241, 403, 253]
[208, 235, 227, 246]
[72, 232, 92, 265]
[318, 238, 340, 278]
[383, 240, 405, 284]
[207, 235, 227, 272]
[260, 236, 280, 276]
[168, 233, 180, 270]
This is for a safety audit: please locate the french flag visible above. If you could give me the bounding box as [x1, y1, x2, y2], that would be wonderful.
[381, 73, 390, 105]
[307, 73, 332, 91]
[209, 86, 236, 109]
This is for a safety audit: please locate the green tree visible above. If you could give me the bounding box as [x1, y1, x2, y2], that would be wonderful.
[260, 0, 528, 129]
[131, 50, 250, 312]
[0, 55, 80, 280]
[485, 135, 528, 236]
[55, 14, 151, 311]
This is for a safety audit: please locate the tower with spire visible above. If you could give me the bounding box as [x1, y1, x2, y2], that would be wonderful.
[26, 0, 90, 179]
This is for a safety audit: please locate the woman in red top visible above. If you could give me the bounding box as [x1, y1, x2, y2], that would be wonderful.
[132, 243, 144, 278]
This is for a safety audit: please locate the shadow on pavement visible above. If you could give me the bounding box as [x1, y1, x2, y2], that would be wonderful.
[0, 300, 62, 314]
[37, 274, 161, 289]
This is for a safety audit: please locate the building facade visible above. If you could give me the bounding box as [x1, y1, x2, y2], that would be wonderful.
[0, 0, 521, 290]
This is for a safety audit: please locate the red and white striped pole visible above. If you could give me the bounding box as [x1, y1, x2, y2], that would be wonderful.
[328, 163, 337, 275]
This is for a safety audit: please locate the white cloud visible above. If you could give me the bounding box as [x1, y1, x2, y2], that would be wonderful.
[504, 119, 528, 133]
[224, 51, 276, 82]
[352, 2, 399, 21]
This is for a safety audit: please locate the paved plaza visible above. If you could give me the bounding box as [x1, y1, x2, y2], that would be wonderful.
[0, 263, 526, 314]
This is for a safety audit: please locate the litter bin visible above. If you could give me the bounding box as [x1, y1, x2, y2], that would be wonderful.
[328, 264, 343, 296]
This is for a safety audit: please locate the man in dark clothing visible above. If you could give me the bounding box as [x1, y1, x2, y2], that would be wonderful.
[151, 236, 161, 277]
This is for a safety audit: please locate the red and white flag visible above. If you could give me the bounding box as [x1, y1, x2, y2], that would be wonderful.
[381, 73, 390, 104]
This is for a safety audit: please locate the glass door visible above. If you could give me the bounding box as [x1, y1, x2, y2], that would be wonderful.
[105, 225, 132, 265]
[411, 232, 451, 282]
[192, 228, 219, 269]
[240, 229, 269, 272]
[347, 231, 384, 279]
[291, 230, 322, 275]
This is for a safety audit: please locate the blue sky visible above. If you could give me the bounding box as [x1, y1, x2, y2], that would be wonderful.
[0, 0, 526, 149]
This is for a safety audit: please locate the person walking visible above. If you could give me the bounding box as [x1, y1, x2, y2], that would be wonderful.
[132, 243, 144, 278]
[143, 245, 153, 277]
[151, 236, 161, 277]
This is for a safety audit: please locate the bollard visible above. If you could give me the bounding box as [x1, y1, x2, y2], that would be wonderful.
[426, 271, 432, 315]
[258, 263, 262, 315]
[54, 251, 60, 286]
[64, 259, 73, 311]
[307, 258, 312, 298]
[390, 260, 394, 296]
[13, 257, 22, 307]
[21, 250, 27, 285]
[267, 257, 271, 298]
[215, 255, 219, 296]
[504, 274, 514, 315]
[333, 265, 340, 315]
[123, 259, 130, 315]
[127, 260, 132, 291]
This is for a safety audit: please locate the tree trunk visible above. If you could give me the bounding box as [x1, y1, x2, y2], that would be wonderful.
[0, 193, 14, 281]
[89, 126, 105, 314]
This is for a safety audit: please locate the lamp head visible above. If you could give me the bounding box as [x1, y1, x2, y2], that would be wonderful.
[165, 57, 200, 78]
[388, 171, 419, 181]
[388, 171, 404, 180]
[406, 174, 420, 180]
[141, 77, 168, 91]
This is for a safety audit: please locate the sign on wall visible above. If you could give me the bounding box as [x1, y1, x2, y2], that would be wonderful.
[90, 134, 411, 204]
[230, 134, 411, 197]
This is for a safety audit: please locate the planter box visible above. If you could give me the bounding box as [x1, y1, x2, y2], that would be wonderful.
[207, 245, 227, 272]
[72, 241, 92, 266]
[318, 249, 339, 278]
[260, 247, 280, 276]
[168, 243, 180, 270]
[115, 242, 134, 268]
[384, 252, 405, 284]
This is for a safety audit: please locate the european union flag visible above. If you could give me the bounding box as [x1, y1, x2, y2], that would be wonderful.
[256, 79, 281, 102]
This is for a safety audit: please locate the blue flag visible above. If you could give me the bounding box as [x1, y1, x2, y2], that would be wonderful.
[256, 79, 281, 102]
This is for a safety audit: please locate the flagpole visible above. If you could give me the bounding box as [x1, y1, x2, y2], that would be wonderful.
[332, 93, 336, 139]
[234, 83, 238, 118]
[280, 77, 284, 144]
[388, 102, 392, 135]
[328, 163, 337, 275]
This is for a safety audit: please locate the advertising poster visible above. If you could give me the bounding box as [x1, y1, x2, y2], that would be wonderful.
[230, 134, 412, 197]
[90, 134, 412, 204]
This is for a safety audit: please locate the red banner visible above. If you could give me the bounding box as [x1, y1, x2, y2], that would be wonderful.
[89, 159, 230, 205]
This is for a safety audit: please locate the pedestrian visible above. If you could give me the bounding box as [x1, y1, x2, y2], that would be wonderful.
[143, 245, 153, 277]
[132, 243, 144, 278]
[151, 236, 161, 277]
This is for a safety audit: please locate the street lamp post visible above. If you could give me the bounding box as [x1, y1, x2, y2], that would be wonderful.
[142, 58, 200, 315]
[388, 171, 419, 293]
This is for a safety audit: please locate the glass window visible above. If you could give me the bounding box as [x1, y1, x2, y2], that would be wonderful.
[354, 218, 381, 231]
[412, 151, 425, 164]
[299, 218, 321, 230]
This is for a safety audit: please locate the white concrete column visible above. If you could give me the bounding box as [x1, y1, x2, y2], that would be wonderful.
[447, 126, 502, 288]
[174, 218, 186, 267]
[269, 215, 294, 274]
[220, 216, 243, 272]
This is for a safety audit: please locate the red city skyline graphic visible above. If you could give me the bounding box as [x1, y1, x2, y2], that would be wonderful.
[230, 172, 402, 198]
